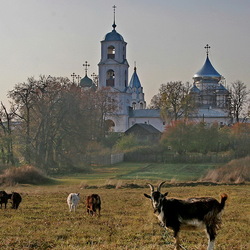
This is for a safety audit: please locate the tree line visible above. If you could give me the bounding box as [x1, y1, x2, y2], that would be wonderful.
[0, 77, 249, 172]
[0, 76, 117, 172]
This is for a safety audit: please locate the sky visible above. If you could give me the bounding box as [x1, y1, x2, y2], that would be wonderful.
[0, 0, 250, 108]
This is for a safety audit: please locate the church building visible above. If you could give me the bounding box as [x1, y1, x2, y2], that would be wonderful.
[81, 8, 231, 133]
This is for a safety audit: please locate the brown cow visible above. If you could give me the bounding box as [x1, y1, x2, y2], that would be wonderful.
[86, 194, 101, 216]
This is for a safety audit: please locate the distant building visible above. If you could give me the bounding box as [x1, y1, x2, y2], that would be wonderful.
[125, 123, 162, 144]
[81, 9, 231, 132]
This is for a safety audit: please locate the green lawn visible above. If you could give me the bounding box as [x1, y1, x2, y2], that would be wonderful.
[55, 162, 217, 185]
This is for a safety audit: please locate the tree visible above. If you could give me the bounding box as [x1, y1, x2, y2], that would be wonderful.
[8, 77, 38, 163]
[150, 81, 196, 122]
[229, 80, 249, 123]
[0, 102, 16, 165]
[8, 76, 118, 172]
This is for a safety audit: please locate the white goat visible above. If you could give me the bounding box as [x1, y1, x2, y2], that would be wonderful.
[67, 193, 80, 212]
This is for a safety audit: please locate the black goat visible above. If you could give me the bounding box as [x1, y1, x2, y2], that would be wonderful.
[0, 191, 11, 208]
[10, 192, 22, 209]
[144, 182, 228, 250]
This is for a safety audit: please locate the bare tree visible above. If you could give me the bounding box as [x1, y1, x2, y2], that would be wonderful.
[229, 80, 249, 123]
[0, 102, 16, 165]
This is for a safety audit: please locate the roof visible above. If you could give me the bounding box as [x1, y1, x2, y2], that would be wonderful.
[125, 123, 161, 135]
[193, 56, 221, 80]
[191, 108, 229, 118]
[104, 29, 124, 42]
[80, 75, 95, 88]
[129, 109, 161, 118]
[190, 84, 201, 93]
[129, 67, 142, 90]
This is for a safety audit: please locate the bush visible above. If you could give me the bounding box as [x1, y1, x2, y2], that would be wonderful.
[0, 165, 52, 185]
[201, 156, 250, 183]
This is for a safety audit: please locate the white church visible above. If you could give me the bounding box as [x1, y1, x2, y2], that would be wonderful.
[79, 9, 230, 133]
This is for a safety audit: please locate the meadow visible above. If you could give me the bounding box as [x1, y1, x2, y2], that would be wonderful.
[0, 163, 249, 249]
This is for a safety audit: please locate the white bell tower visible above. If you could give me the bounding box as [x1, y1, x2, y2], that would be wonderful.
[98, 6, 131, 132]
[98, 6, 129, 91]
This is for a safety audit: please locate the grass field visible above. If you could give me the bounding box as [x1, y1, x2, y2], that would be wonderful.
[0, 163, 249, 249]
[0, 183, 249, 249]
[56, 162, 217, 185]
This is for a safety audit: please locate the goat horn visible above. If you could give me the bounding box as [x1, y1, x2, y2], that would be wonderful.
[147, 183, 154, 192]
[157, 181, 166, 192]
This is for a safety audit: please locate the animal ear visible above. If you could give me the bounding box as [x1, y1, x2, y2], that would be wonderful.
[144, 193, 151, 199]
[163, 192, 168, 197]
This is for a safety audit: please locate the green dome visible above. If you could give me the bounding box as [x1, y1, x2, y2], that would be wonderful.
[80, 75, 95, 88]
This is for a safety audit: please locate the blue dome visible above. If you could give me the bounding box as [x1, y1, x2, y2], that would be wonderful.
[80, 75, 95, 88]
[104, 29, 124, 41]
[193, 56, 221, 80]
[190, 84, 200, 93]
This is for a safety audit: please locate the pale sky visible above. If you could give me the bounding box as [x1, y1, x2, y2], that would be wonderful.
[0, 0, 249, 108]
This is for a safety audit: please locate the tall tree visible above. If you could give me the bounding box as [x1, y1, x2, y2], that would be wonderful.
[8, 77, 38, 163]
[8, 76, 118, 172]
[0, 102, 16, 165]
[229, 80, 249, 123]
[150, 81, 196, 122]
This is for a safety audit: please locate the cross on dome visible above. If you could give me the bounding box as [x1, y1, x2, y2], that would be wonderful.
[204, 44, 211, 56]
[83, 61, 90, 76]
[112, 5, 117, 29]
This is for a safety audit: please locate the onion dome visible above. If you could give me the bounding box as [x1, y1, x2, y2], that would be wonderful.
[129, 67, 141, 89]
[79, 75, 95, 88]
[104, 29, 124, 42]
[193, 55, 222, 82]
[217, 83, 229, 93]
[190, 84, 200, 93]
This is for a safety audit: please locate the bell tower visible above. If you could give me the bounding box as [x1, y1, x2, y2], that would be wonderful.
[98, 5, 129, 91]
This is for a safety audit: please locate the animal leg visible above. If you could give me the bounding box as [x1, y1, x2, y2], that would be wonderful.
[174, 230, 181, 250]
[206, 226, 216, 250]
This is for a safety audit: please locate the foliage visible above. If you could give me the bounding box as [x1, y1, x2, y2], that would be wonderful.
[113, 134, 139, 151]
[229, 123, 250, 157]
[6, 76, 117, 172]
[160, 120, 249, 157]
[149, 81, 196, 122]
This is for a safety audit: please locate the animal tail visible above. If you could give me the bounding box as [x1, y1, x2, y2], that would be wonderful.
[220, 193, 228, 210]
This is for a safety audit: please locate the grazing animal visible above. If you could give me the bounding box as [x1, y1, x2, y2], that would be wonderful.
[144, 182, 228, 250]
[67, 193, 80, 212]
[86, 194, 101, 216]
[0, 191, 11, 209]
[11, 192, 22, 209]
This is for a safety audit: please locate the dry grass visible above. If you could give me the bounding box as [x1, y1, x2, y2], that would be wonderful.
[0, 183, 249, 249]
[202, 156, 250, 183]
[0, 165, 52, 186]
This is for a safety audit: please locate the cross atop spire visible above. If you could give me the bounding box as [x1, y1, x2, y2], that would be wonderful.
[112, 5, 117, 30]
[83, 61, 90, 76]
[204, 44, 211, 56]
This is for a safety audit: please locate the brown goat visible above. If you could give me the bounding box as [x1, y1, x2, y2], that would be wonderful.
[86, 194, 101, 216]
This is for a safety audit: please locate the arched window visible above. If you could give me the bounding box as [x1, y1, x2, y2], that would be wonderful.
[106, 70, 115, 87]
[140, 102, 143, 109]
[132, 102, 136, 110]
[108, 46, 115, 59]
